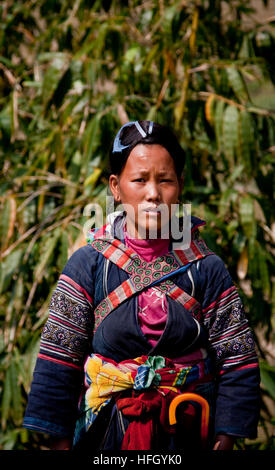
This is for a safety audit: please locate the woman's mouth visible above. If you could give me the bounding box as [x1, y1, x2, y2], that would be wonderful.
[143, 206, 161, 213]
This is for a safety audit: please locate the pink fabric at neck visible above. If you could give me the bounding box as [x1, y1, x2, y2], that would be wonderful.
[123, 230, 170, 262]
[123, 225, 170, 347]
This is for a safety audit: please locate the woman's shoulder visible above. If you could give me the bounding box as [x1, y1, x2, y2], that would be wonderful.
[196, 253, 233, 294]
[65, 243, 99, 265]
[199, 252, 227, 271]
[61, 243, 101, 286]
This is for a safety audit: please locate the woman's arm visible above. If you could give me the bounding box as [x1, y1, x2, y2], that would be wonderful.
[198, 255, 260, 440]
[23, 245, 96, 442]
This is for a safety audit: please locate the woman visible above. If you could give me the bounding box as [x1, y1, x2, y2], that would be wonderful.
[23, 120, 260, 451]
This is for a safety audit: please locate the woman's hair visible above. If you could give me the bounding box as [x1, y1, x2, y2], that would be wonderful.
[109, 120, 185, 178]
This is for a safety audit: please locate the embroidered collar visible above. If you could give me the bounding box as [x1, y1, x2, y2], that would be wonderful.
[87, 212, 206, 246]
[87, 212, 211, 270]
[112, 211, 206, 245]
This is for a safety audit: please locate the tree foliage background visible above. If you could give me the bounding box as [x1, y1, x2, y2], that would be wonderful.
[0, 0, 274, 450]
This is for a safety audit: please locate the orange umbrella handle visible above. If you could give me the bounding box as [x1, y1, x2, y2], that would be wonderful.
[169, 393, 209, 445]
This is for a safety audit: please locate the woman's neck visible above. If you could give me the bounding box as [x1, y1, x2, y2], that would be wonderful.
[123, 223, 170, 262]
[124, 217, 170, 241]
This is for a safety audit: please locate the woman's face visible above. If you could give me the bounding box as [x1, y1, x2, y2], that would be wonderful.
[109, 144, 183, 238]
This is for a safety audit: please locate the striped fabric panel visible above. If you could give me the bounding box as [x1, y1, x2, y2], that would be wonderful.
[39, 275, 93, 368]
[154, 281, 201, 318]
[59, 274, 93, 305]
[219, 352, 259, 369]
[89, 230, 213, 273]
[92, 239, 136, 271]
[203, 286, 258, 373]
[93, 277, 141, 332]
[202, 286, 237, 321]
[219, 362, 259, 375]
[172, 249, 190, 265]
[93, 297, 114, 331]
[93, 276, 202, 333]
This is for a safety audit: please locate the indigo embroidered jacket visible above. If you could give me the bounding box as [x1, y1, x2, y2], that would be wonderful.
[23, 214, 260, 442]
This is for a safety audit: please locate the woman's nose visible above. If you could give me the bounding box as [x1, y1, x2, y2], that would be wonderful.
[145, 182, 161, 201]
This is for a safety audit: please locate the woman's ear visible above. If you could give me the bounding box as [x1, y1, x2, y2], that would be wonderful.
[109, 174, 121, 203]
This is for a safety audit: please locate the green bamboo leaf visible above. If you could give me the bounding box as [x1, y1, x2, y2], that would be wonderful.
[42, 55, 69, 111]
[226, 219, 239, 240]
[239, 195, 255, 239]
[0, 196, 16, 251]
[0, 331, 4, 354]
[266, 117, 275, 147]
[214, 99, 225, 152]
[73, 32, 95, 59]
[0, 429, 18, 450]
[226, 66, 248, 103]
[57, 231, 69, 272]
[25, 335, 41, 391]
[94, 23, 109, 59]
[124, 46, 140, 64]
[32, 299, 51, 332]
[0, 102, 12, 138]
[64, 150, 81, 205]
[1, 365, 12, 429]
[84, 168, 102, 188]
[69, 150, 82, 182]
[238, 110, 253, 173]
[53, 130, 66, 175]
[10, 359, 23, 426]
[257, 246, 271, 298]
[219, 68, 230, 94]
[13, 347, 28, 394]
[222, 105, 239, 169]
[0, 198, 10, 249]
[87, 60, 97, 88]
[34, 231, 60, 281]
[12, 272, 24, 317]
[83, 115, 101, 172]
[0, 249, 23, 294]
[239, 35, 252, 59]
[247, 237, 257, 278]
[162, 4, 179, 37]
[75, 24, 108, 60]
[143, 44, 159, 71]
[218, 187, 234, 217]
[52, 67, 72, 109]
[20, 428, 28, 445]
[146, 105, 157, 121]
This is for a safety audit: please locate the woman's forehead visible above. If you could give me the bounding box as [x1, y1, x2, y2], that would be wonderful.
[127, 144, 174, 165]
[119, 146, 177, 177]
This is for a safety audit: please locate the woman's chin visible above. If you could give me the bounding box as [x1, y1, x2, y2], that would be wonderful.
[137, 222, 170, 239]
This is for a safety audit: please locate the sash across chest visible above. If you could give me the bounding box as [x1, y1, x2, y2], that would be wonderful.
[89, 235, 212, 333]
